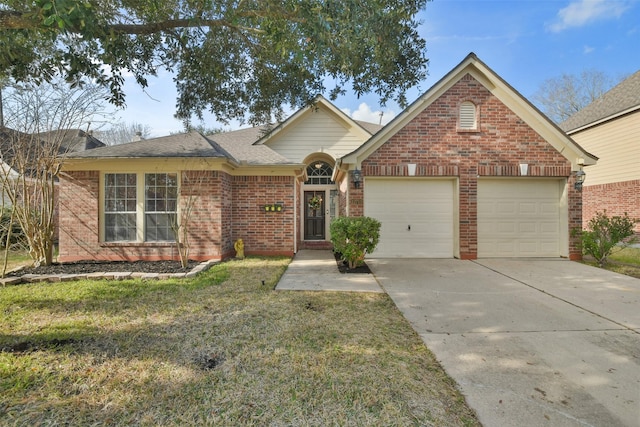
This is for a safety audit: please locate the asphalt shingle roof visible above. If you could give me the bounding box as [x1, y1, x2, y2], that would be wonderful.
[66, 116, 381, 166]
[67, 131, 232, 159]
[36, 129, 106, 153]
[208, 126, 294, 165]
[560, 70, 640, 132]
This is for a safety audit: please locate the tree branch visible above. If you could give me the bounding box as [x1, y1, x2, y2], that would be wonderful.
[0, 10, 264, 35]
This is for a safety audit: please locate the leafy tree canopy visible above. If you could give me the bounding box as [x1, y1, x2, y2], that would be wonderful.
[0, 0, 429, 125]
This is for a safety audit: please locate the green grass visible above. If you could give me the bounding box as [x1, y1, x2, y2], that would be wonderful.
[608, 246, 640, 266]
[0, 257, 479, 426]
[582, 246, 640, 279]
[599, 246, 640, 279]
[0, 249, 32, 276]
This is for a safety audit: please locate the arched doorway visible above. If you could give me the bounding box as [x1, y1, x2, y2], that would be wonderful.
[303, 160, 336, 241]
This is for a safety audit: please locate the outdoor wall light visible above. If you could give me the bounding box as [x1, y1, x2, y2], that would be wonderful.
[351, 169, 362, 189]
[574, 169, 586, 190]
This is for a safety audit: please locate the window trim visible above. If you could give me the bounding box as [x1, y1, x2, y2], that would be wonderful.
[305, 161, 335, 185]
[101, 171, 180, 243]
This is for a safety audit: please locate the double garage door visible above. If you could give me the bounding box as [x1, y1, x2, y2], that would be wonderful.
[364, 178, 564, 258]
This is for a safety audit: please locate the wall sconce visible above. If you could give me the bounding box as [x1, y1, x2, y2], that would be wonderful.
[351, 169, 362, 189]
[574, 169, 586, 190]
[407, 163, 417, 176]
[519, 163, 528, 176]
[263, 204, 284, 212]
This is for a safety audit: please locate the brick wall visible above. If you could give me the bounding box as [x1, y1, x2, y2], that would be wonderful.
[59, 170, 229, 262]
[180, 170, 227, 260]
[59, 171, 101, 261]
[583, 179, 640, 234]
[231, 175, 295, 256]
[356, 73, 580, 259]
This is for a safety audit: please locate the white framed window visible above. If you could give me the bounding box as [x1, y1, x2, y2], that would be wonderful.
[305, 161, 335, 185]
[104, 172, 178, 242]
[459, 101, 477, 130]
[145, 173, 178, 241]
[104, 173, 137, 242]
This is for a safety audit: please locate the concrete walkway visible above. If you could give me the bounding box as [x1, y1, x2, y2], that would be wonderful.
[275, 250, 382, 293]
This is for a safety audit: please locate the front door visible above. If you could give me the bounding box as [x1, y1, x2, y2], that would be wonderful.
[304, 191, 325, 240]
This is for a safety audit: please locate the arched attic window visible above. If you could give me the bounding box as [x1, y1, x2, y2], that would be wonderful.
[459, 101, 477, 130]
[305, 161, 334, 185]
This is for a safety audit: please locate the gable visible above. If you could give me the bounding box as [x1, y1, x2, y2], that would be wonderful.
[341, 53, 596, 171]
[362, 74, 571, 175]
[261, 99, 373, 164]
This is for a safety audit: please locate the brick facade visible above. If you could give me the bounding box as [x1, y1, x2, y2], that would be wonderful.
[58, 171, 296, 262]
[231, 175, 295, 257]
[353, 74, 582, 259]
[583, 179, 640, 234]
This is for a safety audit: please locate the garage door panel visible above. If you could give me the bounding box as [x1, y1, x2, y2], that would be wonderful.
[479, 179, 562, 257]
[365, 179, 454, 258]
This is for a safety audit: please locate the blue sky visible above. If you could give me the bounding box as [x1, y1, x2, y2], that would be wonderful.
[111, 0, 640, 136]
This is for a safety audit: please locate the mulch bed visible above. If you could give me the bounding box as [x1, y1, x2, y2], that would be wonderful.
[333, 252, 372, 274]
[8, 260, 198, 276]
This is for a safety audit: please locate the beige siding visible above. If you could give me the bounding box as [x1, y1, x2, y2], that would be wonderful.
[571, 112, 640, 186]
[266, 109, 369, 163]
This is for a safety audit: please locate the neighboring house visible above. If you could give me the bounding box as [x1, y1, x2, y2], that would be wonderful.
[559, 71, 640, 234]
[59, 53, 595, 262]
[0, 127, 105, 240]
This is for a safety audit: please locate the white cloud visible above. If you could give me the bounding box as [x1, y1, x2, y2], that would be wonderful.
[342, 103, 396, 125]
[547, 0, 630, 32]
[583, 45, 595, 54]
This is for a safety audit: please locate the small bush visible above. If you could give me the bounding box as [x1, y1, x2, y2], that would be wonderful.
[330, 216, 381, 269]
[579, 211, 638, 267]
[0, 207, 27, 249]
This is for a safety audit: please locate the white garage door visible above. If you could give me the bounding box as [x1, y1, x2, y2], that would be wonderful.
[478, 179, 563, 257]
[365, 179, 454, 258]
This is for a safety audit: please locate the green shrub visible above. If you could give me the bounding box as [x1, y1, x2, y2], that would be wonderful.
[579, 211, 638, 267]
[330, 216, 381, 269]
[0, 207, 26, 249]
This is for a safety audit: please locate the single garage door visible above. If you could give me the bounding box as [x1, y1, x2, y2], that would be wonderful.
[365, 179, 454, 258]
[478, 179, 563, 257]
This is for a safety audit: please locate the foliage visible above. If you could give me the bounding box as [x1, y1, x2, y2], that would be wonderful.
[0, 207, 26, 249]
[330, 216, 381, 269]
[578, 211, 638, 267]
[0, 0, 429, 125]
[532, 70, 621, 123]
[0, 79, 107, 265]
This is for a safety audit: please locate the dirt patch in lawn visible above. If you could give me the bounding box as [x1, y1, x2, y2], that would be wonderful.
[8, 260, 198, 276]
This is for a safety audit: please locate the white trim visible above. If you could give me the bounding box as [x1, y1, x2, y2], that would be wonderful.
[565, 104, 640, 134]
[340, 53, 597, 170]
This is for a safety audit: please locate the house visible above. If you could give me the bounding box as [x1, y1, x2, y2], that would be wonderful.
[59, 53, 595, 262]
[559, 71, 640, 234]
[0, 128, 106, 242]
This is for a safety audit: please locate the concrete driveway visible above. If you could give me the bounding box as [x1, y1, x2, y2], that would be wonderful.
[367, 258, 640, 427]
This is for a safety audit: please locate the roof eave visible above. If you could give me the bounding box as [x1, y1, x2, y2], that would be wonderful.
[565, 104, 640, 135]
[341, 52, 598, 170]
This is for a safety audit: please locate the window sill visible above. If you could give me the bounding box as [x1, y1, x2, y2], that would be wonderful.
[100, 242, 175, 247]
[457, 128, 480, 133]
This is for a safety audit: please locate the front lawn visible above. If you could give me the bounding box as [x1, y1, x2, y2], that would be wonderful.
[582, 247, 640, 279]
[0, 257, 479, 426]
